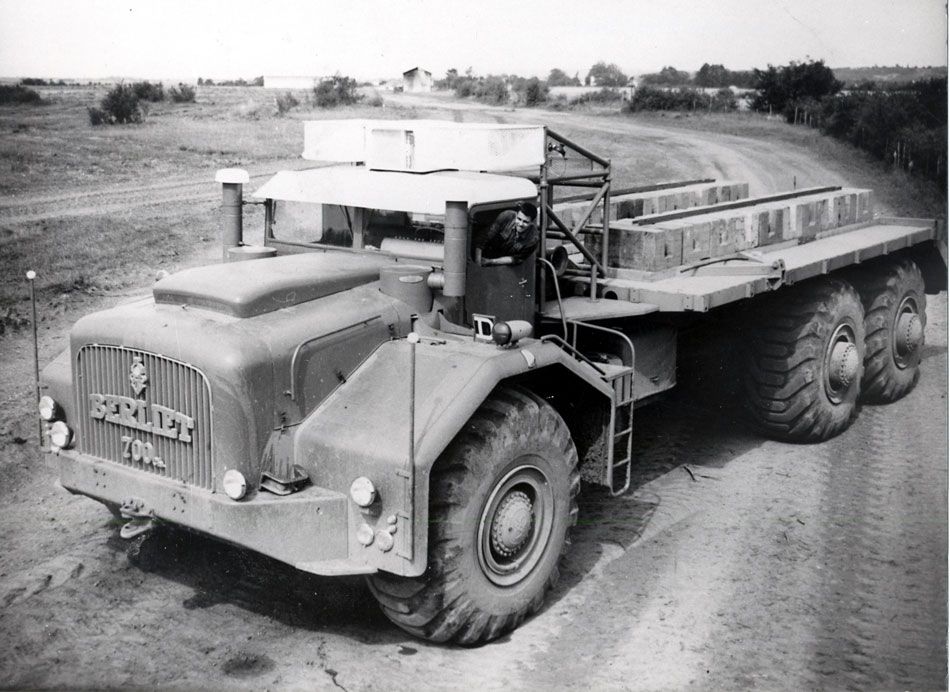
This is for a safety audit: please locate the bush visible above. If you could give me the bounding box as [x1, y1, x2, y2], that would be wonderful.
[168, 83, 195, 103]
[474, 76, 509, 105]
[90, 84, 142, 125]
[366, 92, 384, 107]
[312, 75, 362, 108]
[815, 79, 947, 183]
[132, 80, 164, 102]
[521, 77, 549, 106]
[86, 107, 106, 125]
[275, 91, 299, 115]
[454, 78, 476, 98]
[0, 85, 42, 105]
[570, 88, 622, 106]
[625, 85, 735, 112]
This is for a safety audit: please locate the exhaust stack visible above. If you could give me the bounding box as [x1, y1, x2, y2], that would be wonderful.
[215, 168, 250, 261]
[442, 201, 468, 323]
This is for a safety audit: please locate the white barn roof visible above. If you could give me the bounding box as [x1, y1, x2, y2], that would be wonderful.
[253, 167, 537, 214]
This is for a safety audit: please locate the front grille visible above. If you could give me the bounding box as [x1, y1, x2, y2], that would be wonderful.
[76, 345, 213, 489]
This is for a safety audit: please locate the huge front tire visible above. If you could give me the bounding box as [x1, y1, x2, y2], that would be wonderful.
[368, 385, 579, 645]
[850, 257, 927, 403]
[744, 278, 866, 442]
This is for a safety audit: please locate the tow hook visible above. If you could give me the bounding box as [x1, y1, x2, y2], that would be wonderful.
[118, 497, 158, 539]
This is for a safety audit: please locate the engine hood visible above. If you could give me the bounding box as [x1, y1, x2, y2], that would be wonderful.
[154, 252, 393, 318]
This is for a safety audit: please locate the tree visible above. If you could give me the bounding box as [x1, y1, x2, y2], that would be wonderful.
[586, 62, 628, 87]
[751, 59, 843, 113]
[695, 63, 729, 88]
[640, 66, 691, 86]
[521, 77, 549, 106]
[547, 68, 575, 87]
[436, 68, 460, 90]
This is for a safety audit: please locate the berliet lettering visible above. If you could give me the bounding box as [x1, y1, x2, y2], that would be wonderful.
[88, 392, 195, 443]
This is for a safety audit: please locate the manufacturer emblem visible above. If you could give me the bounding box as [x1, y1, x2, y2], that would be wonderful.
[129, 356, 148, 397]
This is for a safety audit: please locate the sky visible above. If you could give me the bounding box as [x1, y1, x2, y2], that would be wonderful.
[0, 0, 946, 80]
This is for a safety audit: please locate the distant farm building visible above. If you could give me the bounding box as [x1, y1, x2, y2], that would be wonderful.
[264, 76, 319, 90]
[402, 67, 433, 93]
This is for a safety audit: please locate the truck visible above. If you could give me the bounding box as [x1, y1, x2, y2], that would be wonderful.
[38, 120, 946, 644]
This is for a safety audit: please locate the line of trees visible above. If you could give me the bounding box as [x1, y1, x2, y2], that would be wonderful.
[749, 60, 946, 183]
[197, 76, 264, 87]
[639, 64, 756, 88]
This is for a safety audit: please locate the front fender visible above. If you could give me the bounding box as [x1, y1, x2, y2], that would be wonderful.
[292, 335, 612, 577]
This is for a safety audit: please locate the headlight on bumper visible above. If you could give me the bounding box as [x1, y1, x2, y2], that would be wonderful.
[38, 395, 60, 421]
[49, 421, 74, 449]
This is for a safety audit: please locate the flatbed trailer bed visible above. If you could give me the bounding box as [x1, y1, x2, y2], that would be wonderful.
[551, 217, 940, 316]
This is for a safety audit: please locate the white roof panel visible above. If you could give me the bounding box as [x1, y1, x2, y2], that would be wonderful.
[252, 167, 537, 214]
[302, 119, 545, 172]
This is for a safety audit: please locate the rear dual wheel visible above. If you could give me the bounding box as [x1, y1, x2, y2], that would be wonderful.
[744, 278, 865, 442]
[849, 257, 927, 403]
[368, 385, 579, 645]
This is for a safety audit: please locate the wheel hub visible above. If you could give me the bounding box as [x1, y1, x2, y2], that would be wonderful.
[824, 322, 860, 403]
[895, 311, 923, 361]
[829, 341, 860, 390]
[490, 491, 534, 557]
[477, 463, 554, 587]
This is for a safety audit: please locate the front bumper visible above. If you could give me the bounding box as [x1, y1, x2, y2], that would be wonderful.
[48, 449, 372, 576]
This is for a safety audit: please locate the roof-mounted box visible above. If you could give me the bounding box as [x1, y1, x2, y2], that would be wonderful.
[302, 119, 545, 173]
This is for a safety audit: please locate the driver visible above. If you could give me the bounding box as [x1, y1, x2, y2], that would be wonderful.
[474, 201, 539, 266]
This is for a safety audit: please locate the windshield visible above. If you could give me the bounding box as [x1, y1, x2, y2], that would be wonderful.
[269, 201, 445, 249]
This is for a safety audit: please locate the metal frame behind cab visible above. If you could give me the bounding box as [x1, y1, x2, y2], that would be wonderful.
[538, 128, 611, 308]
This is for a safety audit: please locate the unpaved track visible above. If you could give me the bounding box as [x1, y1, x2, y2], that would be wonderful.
[0, 160, 314, 225]
[0, 99, 945, 690]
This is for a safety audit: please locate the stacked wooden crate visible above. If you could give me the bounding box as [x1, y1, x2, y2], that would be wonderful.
[553, 181, 749, 227]
[588, 188, 873, 272]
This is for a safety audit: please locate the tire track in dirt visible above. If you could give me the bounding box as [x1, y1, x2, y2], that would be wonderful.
[0, 160, 313, 226]
[805, 394, 948, 689]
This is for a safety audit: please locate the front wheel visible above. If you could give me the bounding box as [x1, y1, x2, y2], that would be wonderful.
[368, 385, 579, 645]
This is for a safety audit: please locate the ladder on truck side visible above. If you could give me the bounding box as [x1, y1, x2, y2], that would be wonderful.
[542, 320, 635, 496]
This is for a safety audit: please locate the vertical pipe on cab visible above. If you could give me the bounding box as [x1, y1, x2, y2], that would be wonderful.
[215, 168, 250, 262]
[442, 200, 468, 323]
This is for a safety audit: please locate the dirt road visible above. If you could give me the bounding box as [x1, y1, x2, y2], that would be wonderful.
[0, 99, 945, 690]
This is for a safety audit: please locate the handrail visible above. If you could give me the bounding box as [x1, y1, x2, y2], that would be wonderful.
[537, 257, 568, 342]
[539, 334, 606, 376]
[567, 320, 635, 371]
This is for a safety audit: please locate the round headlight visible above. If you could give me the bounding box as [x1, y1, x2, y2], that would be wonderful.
[349, 476, 377, 507]
[49, 421, 73, 449]
[222, 469, 247, 500]
[38, 396, 59, 421]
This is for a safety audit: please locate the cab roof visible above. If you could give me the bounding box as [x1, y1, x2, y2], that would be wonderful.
[252, 166, 538, 215]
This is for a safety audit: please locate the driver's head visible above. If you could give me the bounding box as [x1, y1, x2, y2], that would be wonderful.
[513, 201, 537, 229]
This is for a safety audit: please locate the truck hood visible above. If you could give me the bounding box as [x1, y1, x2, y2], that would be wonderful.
[154, 252, 393, 318]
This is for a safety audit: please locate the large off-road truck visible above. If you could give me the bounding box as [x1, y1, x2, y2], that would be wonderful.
[39, 120, 945, 644]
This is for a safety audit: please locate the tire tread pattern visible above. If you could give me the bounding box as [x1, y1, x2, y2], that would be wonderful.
[743, 278, 865, 442]
[848, 257, 926, 403]
[367, 385, 580, 645]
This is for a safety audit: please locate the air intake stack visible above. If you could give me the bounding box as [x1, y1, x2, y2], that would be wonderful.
[215, 168, 250, 261]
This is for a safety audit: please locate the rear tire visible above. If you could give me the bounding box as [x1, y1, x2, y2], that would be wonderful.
[367, 385, 579, 645]
[744, 278, 865, 442]
[850, 257, 926, 403]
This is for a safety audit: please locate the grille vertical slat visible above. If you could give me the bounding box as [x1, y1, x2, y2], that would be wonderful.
[76, 345, 213, 490]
